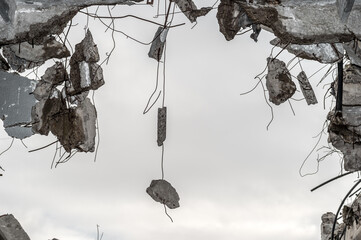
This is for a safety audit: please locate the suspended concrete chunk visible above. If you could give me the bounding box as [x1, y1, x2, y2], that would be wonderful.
[157, 107, 166, 146]
[296, 71, 317, 105]
[336, 0, 355, 23]
[0, 214, 31, 240]
[146, 179, 180, 209]
[266, 58, 296, 105]
[217, 0, 253, 41]
[343, 40, 361, 67]
[148, 27, 168, 61]
[321, 212, 342, 240]
[69, 30, 104, 95]
[250, 24, 261, 42]
[270, 38, 344, 64]
[42, 62, 68, 85]
[0, 71, 36, 139]
[340, 64, 361, 106]
[173, 0, 212, 23]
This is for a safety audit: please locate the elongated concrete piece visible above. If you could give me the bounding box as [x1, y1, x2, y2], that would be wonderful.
[297, 71, 317, 105]
[157, 107, 166, 146]
[0, 214, 31, 240]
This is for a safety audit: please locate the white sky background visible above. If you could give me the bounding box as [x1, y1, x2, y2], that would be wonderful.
[0, 1, 358, 240]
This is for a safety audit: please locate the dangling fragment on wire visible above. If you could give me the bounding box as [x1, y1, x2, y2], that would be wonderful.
[157, 107, 167, 146]
[146, 179, 180, 209]
[297, 71, 318, 105]
[266, 58, 296, 105]
[148, 27, 168, 61]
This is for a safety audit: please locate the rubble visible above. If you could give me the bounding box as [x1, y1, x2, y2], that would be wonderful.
[343, 40, 361, 67]
[146, 179, 180, 209]
[0, 71, 36, 139]
[270, 38, 344, 64]
[172, 0, 212, 23]
[217, 0, 253, 41]
[0, 214, 31, 240]
[296, 71, 317, 105]
[265, 58, 296, 105]
[148, 27, 168, 61]
[321, 212, 343, 240]
[157, 107, 167, 146]
[68, 30, 104, 95]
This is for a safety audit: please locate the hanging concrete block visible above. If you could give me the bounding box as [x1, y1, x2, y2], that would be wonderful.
[172, 0, 212, 23]
[146, 179, 180, 209]
[321, 212, 341, 240]
[296, 71, 317, 105]
[0, 71, 36, 139]
[343, 40, 361, 67]
[157, 107, 166, 146]
[148, 27, 168, 61]
[217, 0, 253, 41]
[266, 58, 296, 105]
[270, 38, 344, 64]
[69, 30, 104, 95]
[250, 24, 261, 42]
[337, 0, 355, 23]
[42, 62, 68, 86]
[0, 214, 31, 240]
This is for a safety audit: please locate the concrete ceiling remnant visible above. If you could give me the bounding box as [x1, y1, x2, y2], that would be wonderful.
[0, 214, 31, 240]
[146, 179, 180, 209]
[265, 57, 296, 105]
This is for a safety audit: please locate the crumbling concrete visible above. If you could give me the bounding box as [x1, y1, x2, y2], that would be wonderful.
[173, 0, 212, 23]
[146, 179, 180, 209]
[321, 212, 343, 240]
[148, 27, 168, 61]
[0, 214, 31, 240]
[0, 0, 142, 46]
[265, 57, 296, 105]
[0, 71, 36, 139]
[270, 38, 344, 64]
[297, 71, 318, 105]
[157, 107, 166, 146]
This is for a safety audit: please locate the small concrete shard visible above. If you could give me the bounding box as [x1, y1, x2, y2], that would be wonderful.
[0, 53, 10, 71]
[157, 107, 166, 146]
[148, 27, 168, 61]
[146, 179, 180, 209]
[217, 0, 253, 41]
[296, 71, 317, 105]
[0, 214, 31, 240]
[173, 0, 211, 23]
[42, 62, 68, 85]
[0, 71, 36, 139]
[270, 38, 344, 64]
[265, 58, 296, 105]
[321, 212, 342, 240]
[250, 24, 261, 42]
[69, 30, 104, 95]
[343, 40, 361, 67]
[336, 0, 355, 23]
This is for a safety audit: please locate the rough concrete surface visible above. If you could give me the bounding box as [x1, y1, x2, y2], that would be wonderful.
[296, 71, 317, 105]
[0, 214, 31, 240]
[146, 179, 180, 209]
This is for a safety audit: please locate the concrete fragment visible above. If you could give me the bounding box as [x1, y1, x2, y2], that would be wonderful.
[250, 24, 262, 42]
[343, 40, 361, 67]
[2, 45, 44, 72]
[217, 0, 253, 41]
[148, 27, 167, 61]
[296, 71, 317, 105]
[338, 64, 361, 106]
[270, 38, 344, 64]
[0, 0, 10, 22]
[265, 58, 296, 105]
[337, 0, 355, 23]
[68, 30, 104, 95]
[0, 214, 31, 240]
[146, 179, 180, 209]
[157, 107, 166, 146]
[239, 1, 361, 44]
[0, 53, 10, 71]
[173, 0, 211, 23]
[0, 71, 36, 139]
[321, 212, 342, 240]
[42, 62, 68, 85]
[32, 80, 53, 100]
[0, 0, 142, 46]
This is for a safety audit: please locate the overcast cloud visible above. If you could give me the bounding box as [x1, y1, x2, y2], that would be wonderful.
[0, 2, 356, 240]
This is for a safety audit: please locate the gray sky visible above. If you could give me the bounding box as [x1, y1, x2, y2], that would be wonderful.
[0, 2, 356, 240]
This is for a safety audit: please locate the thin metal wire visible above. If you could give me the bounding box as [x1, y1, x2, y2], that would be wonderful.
[163, 204, 173, 222]
[0, 137, 14, 157]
